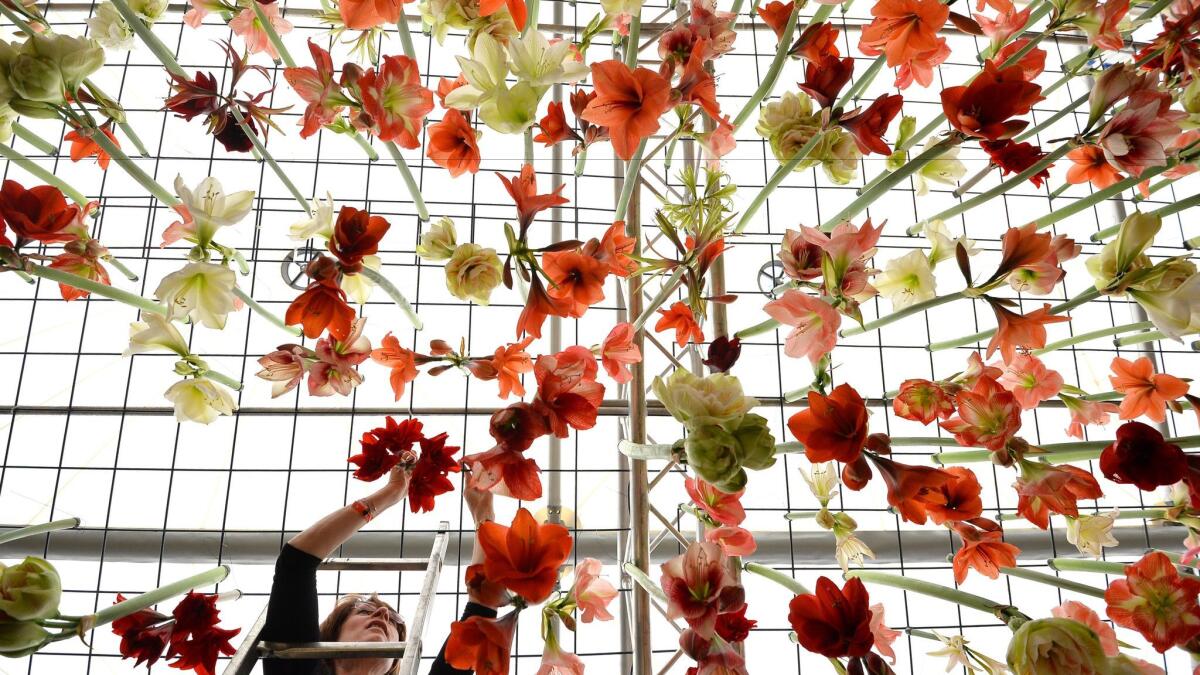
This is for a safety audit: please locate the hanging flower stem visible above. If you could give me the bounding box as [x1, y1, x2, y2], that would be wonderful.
[924, 286, 1100, 351]
[617, 441, 676, 460]
[11, 123, 59, 155]
[951, 163, 994, 199]
[907, 142, 1075, 235]
[1092, 190, 1200, 242]
[623, 562, 669, 604]
[250, 0, 296, 68]
[1031, 320, 1154, 355]
[348, 130, 379, 161]
[1114, 330, 1171, 347]
[85, 565, 230, 631]
[997, 566, 1106, 599]
[730, 1, 816, 130]
[835, 54, 887, 110]
[734, 131, 828, 234]
[574, 148, 588, 177]
[27, 264, 168, 316]
[87, 126, 179, 206]
[229, 108, 311, 214]
[846, 570, 1026, 625]
[1046, 558, 1127, 575]
[0, 518, 81, 546]
[933, 435, 1200, 464]
[840, 291, 966, 338]
[744, 562, 811, 595]
[0, 142, 93, 212]
[358, 265, 424, 330]
[735, 316, 780, 339]
[630, 266, 685, 332]
[231, 285, 302, 336]
[103, 255, 141, 282]
[383, 141, 430, 221]
[615, 139, 648, 222]
[203, 369, 244, 391]
[397, 6, 417, 60]
[109, 0, 187, 78]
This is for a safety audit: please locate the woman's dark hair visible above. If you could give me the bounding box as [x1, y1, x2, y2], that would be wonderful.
[319, 593, 405, 675]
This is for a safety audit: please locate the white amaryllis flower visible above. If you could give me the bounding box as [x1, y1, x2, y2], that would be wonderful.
[87, 3, 134, 50]
[1066, 511, 1119, 559]
[834, 530, 874, 573]
[164, 175, 255, 248]
[129, 0, 168, 22]
[288, 192, 334, 241]
[416, 217, 457, 261]
[914, 139, 967, 196]
[164, 376, 237, 424]
[506, 29, 587, 88]
[444, 32, 509, 110]
[340, 254, 378, 305]
[924, 218, 979, 267]
[154, 262, 238, 329]
[874, 249, 937, 310]
[124, 313, 189, 357]
[1129, 271, 1200, 341]
[800, 461, 839, 506]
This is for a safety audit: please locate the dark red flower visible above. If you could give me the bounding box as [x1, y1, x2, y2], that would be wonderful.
[489, 402, 549, 452]
[464, 444, 543, 500]
[788, 577, 874, 658]
[348, 433, 402, 481]
[112, 594, 172, 668]
[171, 592, 220, 640]
[797, 54, 854, 109]
[980, 139, 1052, 187]
[164, 70, 223, 121]
[940, 59, 1042, 140]
[211, 109, 257, 153]
[839, 94, 904, 156]
[329, 206, 390, 274]
[407, 432, 461, 513]
[167, 624, 240, 675]
[348, 416, 424, 481]
[703, 336, 742, 373]
[714, 605, 756, 643]
[786, 384, 869, 465]
[0, 179, 82, 244]
[867, 453, 956, 525]
[1099, 421, 1187, 492]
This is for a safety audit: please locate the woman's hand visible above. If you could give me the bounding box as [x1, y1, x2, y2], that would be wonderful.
[463, 481, 494, 526]
[372, 464, 411, 510]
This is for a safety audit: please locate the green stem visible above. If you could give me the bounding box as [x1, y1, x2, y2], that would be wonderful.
[951, 163, 993, 199]
[998, 566, 1106, 599]
[783, 385, 810, 402]
[933, 435, 1200, 464]
[841, 291, 966, 338]
[835, 54, 887, 110]
[349, 130, 379, 161]
[908, 143, 1073, 235]
[574, 148, 588, 177]
[0, 3, 37, 35]
[358, 265, 423, 330]
[617, 440, 675, 460]
[28, 264, 168, 315]
[744, 562, 811, 595]
[730, 1, 813, 131]
[1114, 329, 1168, 347]
[229, 108, 311, 214]
[630, 266, 685, 332]
[522, 0, 539, 34]
[103, 256, 141, 282]
[614, 140, 647, 222]
[1186, 235, 1199, 250]
[88, 127, 179, 206]
[735, 316, 780, 339]
[110, 0, 186, 78]
[1046, 559, 1127, 575]
[1032, 320, 1153, 355]
[203, 369, 244, 392]
[845, 570, 1023, 622]
[1031, 167, 1171, 232]
[397, 5, 417, 61]
[231, 285, 302, 336]
[1132, 178, 1171, 202]
[384, 141, 430, 221]
[0, 143, 92, 211]
[622, 14, 641, 68]
[925, 287, 1100, 351]
[734, 131, 827, 234]
[1092, 191, 1200, 242]
[524, 127, 534, 165]
[783, 511, 819, 520]
[0, 518, 81, 546]
[87, 566, 230, 629]
[250, 0, 296, 68]
[115, 119, 151, 158]
[623, 562, 668, 604]
[12, 123, 59, 155]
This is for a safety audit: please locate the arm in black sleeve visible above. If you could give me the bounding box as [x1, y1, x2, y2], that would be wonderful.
[259, 543, 324, 675]
[426, 602, 499, 675]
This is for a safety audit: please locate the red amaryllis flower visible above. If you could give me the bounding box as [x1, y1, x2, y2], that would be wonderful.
[445, 611, 518, 675]
[839, 94, 903, 156]
[994, 38, 1046, 80]
[491, 336, 534, 399]
[283, 40, 344, 138]
[348, 416, 424, 480]
[516, 275, 568, 339]
[600, 322, 642, 384]
[925, 466, 983, 525]
[985, 301, 1069, 364]
[359, 55, 434, 148]
[427, 108, 481, 178]
[171, 592, 220, 639]
[867, 454, 956, 524]
[407, 432, 461, 513]
[478, 508, 572, 603]
[489, 401, 549, 451]
[939, 375, 1021, 451]
[338, 0, 401, 29]
[168, 592, 241, 675]
[893, 379, 955, 425]
[789, 21, 840, 62]
[49, 251, 111, 301]
[370, 333, 419, 400]
[797, 54, 854, 109]
[655, 301, 705, 347]
[858, 0, 948, 68]
[286, 278, 357, 342]
[497, 164, 570, 231]
[677, 40, 722, 121]
[65, 126, 119, 170]
[533, 346, 605, 438]
[1015, 461, 1104, 529]
[1100, 421, 1186, 492]
[542, 249, 608, 316]
[788, 577, 874, 658]
[464, 443, 543, 499]
[1109, 355, 1190, 423]
[980, 139, 1052, 187]
[534, 100, 575, 146]
[112, 594, 172, 668]
[661, 542, 744, 638]
[756, 0, 793, 39]
[1106, 551, 1200, 653]
[685, 476, 746, 526]
[787, 383, 869, 465]
[950, 521, 1019, 584]
[580, 60, 673, 161]
[1066, 144, 1124, 189]
[715, 605, 756, 643]
[0, 180, 82, 244]
[940, 60, 1042, 140]
[703, 336, 742, 373]
[329, 206, 389, 274]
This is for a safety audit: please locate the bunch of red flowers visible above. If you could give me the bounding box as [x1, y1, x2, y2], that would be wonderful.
[346, 416, 461, 513]
[111, 592, 240, 675]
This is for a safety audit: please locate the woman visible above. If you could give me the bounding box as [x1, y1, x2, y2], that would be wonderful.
[260, 465, 498, 675]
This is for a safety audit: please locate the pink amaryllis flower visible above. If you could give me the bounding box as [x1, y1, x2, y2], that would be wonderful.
[308, 317, 372, 396]
[684, 477, 746, 526]
[940, 375, 1022, 451]
[284, 40, 346, 138]
[228, 3, 293, 60]
[763, 290, 841, 364]
[256, 344, 310, 398]
[660, 542, 744, 638]
[869, 604, 901, 665]
[1099, 90, 1186, 177]
[1106, 551, 1200, 653]
[1061, 395, 1119, 439]
[996, 353, 1063, 409]
[569, 558, 617, 623]
[537, 637, 584, 675]
[359, 55, 434, 149]
[704, 525, 757, 557]
[600, 322, 642, 384]
[801, 218, 882, 299]
[1052, 601, 1119, 656]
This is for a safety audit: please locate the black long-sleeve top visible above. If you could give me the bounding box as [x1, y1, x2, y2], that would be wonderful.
[260, 543, 496, 675]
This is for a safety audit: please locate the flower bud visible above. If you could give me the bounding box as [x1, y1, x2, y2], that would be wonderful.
[732, 412, 776, 471]
[1088, 63, 1142, 128]
[1006, 618, 1110, 675]
[1113, 212, 1161, 274]
[0, 620, 49, 655]
[865, 433, 891, 455]
[0, 557, 61, 621]
[684, 425, 746, 493]
[8, 53, 64, 104]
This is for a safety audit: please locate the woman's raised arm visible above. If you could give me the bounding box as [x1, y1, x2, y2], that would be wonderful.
[288, 465, 411, 560]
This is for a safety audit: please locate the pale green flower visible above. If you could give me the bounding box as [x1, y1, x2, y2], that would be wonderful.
[914, 139, 966, 196]
[924, 218, 979, 267]
[886, 116, 916, 171]
[1087, 212, 1161, 291]
[875, 249, 937, 310]
[821, 128, 860, 185]
[289, 192, 335, 241]
[87, 3, 134, 50]
[130, 0, 168, 22]
[21, 34, 104, 93]
[416, 217, 458, 260]
[154, 261, 238, 329]
[419, 0, 475, 44]
[506, 29, 587, 88]
[341, 254, 378, 305]
[833, 529, 874, 573]
[755, 91, 814, 139]
[445, 242, 503, 304]
[165, 376, 238, 424]
[125, 313, 190, 357]
[445, 32, 509, 110]
[801, 461, 839, 506]
[8, 51, 64, 104]
[1129, 271, 1200, 341]
[651, 369, 757, 431]
[0, 620, 49, 656]
[0, 104, 16, 142]
[1006, 618, 1109, 675]
[173, 175, 255, 248]
[732, 412, 776, 471]
[1065, 510, 1118, 559]
[0, 558, 60, 621]
[478, 80, 539, 134]
[684, 425, 745, 493]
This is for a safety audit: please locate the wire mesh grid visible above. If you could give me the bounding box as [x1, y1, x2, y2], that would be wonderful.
[0, 0, 1197, 672]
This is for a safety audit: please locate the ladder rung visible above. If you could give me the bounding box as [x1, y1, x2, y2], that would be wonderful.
[258, 641, 408, 659]
[319, 557, 428, 571]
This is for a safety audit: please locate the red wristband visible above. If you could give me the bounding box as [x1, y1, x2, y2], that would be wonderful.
[351, 499, 374, 522]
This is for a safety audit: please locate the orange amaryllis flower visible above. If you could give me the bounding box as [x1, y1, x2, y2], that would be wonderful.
[65, 127, 119, 170]
[338, 0, 402, 29]
[1066, 144, 1124, 189]
[541, 249, 608, 316]
[951, 521, 1019, 584]
[479, 0, 527, 30]
[490, 336, 535, 399]
[533, 346, 605, 438]
[1109, 355, 1190, 423]
[974, 5, 1031, 52]
[756, 0, 794, 39]
[677, 40, 722, 120]
[49, 252, 111, 301]
[684, 476, 746, 526]
[1015, 460, 1103, 529]
[997, 353, 1063, 409]
[867, 454, 956, 525]
[533, 100, 575, 147]
[445, 611, 518, 675]
[465, 443, 544, 499]
[589, 220, 637, 277]
[478, 508, 572, 603]
[786, 383, 869, 465]
[1106, 551, 1200, 653]
[925, 467, 983, 525]
[516, 275, 568, 339]
[427, 108, 481, 178]
[985, 301, 1069, 364]
[858, 0, 949, 68]
[497, 164, 570, 231]
[790, 22, 840, 62]
[329, 206, 390, 274]
[994, 38, 1047, 81]
[359, 55, 434, 148]
[655, 301, 705, 347]
[600, 322, 642, 384]
[940, 375, 1021, 451]
[839, 93, 904, 156]
[940, 60, 1042, 141]
[580, 60, 673, 161]
[286, 278, 357, 342]
[892, 379, 955, 425]
[370, 332, 419, 400]
[283, 40, 344, 138]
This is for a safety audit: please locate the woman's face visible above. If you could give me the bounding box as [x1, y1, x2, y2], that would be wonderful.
[338, 600, 403, 643]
